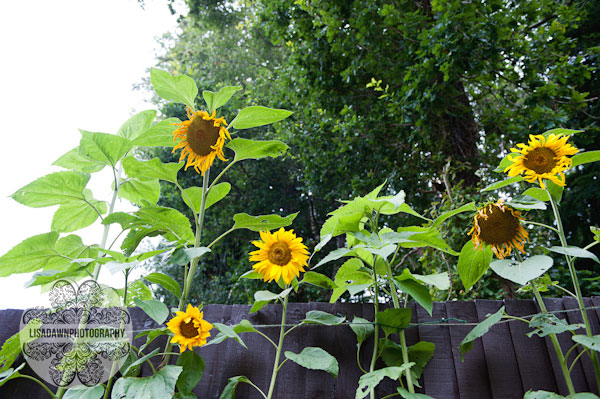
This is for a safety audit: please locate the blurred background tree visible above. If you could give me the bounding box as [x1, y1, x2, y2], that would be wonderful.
[143, 0, 600, 305]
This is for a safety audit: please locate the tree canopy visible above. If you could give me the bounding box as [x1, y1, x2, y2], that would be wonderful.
[146, 0, 600, 305]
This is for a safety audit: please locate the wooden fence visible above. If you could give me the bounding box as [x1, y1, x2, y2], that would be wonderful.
[1, 298, 599, 398]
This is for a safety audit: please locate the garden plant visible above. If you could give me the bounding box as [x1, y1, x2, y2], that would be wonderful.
[0, 66, 599, 399]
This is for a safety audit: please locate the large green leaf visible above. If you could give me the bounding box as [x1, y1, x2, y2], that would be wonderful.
[457, 241, 492, 291]
[527, 313, 583, 338]
[122, 156, 183, 184]
[431, 202, 477, 228]
[176, 350, 205, 394]
[118, 178, 160, 206]
[524, 391, 599, 399]
[51, 195, 107, 232]
[219, 376, 251, 399]
[396, 226, 458, 256]
[205, 323, 248, 349]
[117, 110, 157, 140]
[150, 68, 198, 110]
[131, 118, 180, 147]
[285, 347, 339, 377]
[53, 147, 106, 173]
[111, 365, 182, 399]
[250, 288, 292, 313]
[350, 316, 374, 345]
[397, 388, 434, 399]
[481, 176, 524, 192]
[169, 247, 211, 266]
[226, 138, 289, 162]
[395, 269, 433, 315]
[0, 233, 96, 277]
[547, 245, 600, 264]
[203, 86, 242, 112]
[79, 130, 131, 167]
[490, 255, 554, 286]
[572, 335, 600, 352]
[231, 212, 297, 232]
[302, 310, 346, 326]
[143, 272, 182, 298]
[376, 308, 412, 337]
[300, 271, 337, 289]
[459, 306, 504, 359]
[355, 364, 415, 399]
[229, 106, 293, 129]
[64, 384, 105, 399]
[11, 171, 90, 207]
[411, 272, 450, 290]
[380, 340, 435, 380]
[183, 182, 231, 213]
[572, 150, 600, 168]
[133, 298, 169, 325]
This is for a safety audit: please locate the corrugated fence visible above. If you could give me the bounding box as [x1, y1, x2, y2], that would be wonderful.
[1, 298, 599, 398]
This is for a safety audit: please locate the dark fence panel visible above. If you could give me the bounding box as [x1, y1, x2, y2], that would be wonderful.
[1, 298, 599, 399]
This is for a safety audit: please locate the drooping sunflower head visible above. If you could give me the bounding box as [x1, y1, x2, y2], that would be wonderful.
[166, 304, 213, 353]
[504, 133, 578, 189]
[172, 108, 232, 175]
[249, 228, 310, 285]
[468, 199, 529, 259]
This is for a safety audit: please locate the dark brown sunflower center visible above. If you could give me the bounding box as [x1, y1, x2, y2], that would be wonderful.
[187, 117, 221, 156]
[180, 321, 199, 339]
[477, 205, 520, 245]
[268, 242, 292, 266]
[522, 147, 557, 174]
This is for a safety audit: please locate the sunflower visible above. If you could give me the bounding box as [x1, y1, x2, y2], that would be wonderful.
[166, 304, 213, 353]
[468, 199, 529, 259]
[504, 133, 578, 189]
[172, 108, 232, 175]
[249, 228, 310, 285]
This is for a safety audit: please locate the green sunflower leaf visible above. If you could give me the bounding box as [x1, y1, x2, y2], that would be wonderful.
[131, 117, 181, 147]
[350, 316, 374, 345]
[547, 245, 600, 264]
[457, 241, 492, 291]
[143, 272, 182, 298]
[459, 306, 504, 359]
[226, 138, 289, 162]
[118, 177, 160, 206]
[231, 212, 297, 232]
[183, 182, 231, 213]
[431, 202, 477, 228]
[122, 156, 183, 184]
[63, 384, 105, 399]
[482, 176, 524, 192]
[219, 376, 251, 399]
[356, 365, 415, 399]
[490, 255, 554, 286]
[117, 110, 157, 140]
[51, 196, 107, 233]
[302, 310, 345, 326]
[133, 298, 169, 325]
[150, 68, 198, 110]
[11, 171, 90, 207]
[572, 150, 600, 167]
[542, 128, 584, 137]
[112, 365, 182, 399]
[285, 347, 339, 377]
[376, 308, 412, 337]
[79, 130, 131, 167]
[300, 271, 337, 289]
[572, 335, 600, 353]
[205, 323, 248, 349]
[53, 147, 106, 173]
[229, 106, 293, 129]
[176, 351, 205, 394]
[0, 233, 96, 277]
[203, 86, 242, 113]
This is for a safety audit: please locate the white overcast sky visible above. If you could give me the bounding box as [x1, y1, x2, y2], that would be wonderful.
[0, 0, 183, 308]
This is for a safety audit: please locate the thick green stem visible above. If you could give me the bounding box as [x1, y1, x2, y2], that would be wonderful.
[531, 283, 576, 395]
[368, 269, 380, 399]
[162, 169, 211, 368]
[546, 187, 600, 388]
[384, 261, 415, 394]
[266, 294, 288, 399]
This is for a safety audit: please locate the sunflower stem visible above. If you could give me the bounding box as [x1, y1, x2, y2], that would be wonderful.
[266, 294, 289, 399]
[384, 260, 415, 394]
[526, 220, 559, 233]
[531, 282, 576, 395]
[545, 186, 600, 389]
[162, 168, 211, 368]
[368, 259, 381, 399]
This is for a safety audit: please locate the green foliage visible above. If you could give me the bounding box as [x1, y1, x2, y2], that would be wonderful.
[111, 365, 182, 399]
[284, 347, 339, 377]
[457, 241, 493, 291]
[459, 306, 504, 359]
